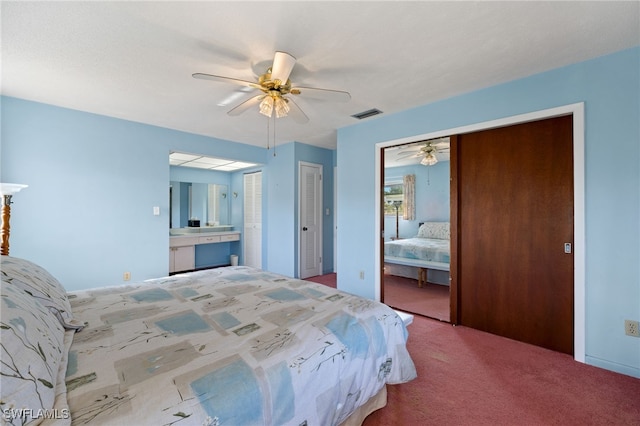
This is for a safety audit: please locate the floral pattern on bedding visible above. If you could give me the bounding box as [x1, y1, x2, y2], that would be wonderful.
[65, 267, 416, 425]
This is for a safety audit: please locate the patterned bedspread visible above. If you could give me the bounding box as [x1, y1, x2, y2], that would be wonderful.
[384, 237, 450, 264]
[65, 267, 417, 425]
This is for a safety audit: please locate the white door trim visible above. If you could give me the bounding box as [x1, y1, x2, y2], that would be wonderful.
[298, 161, 323, 279]
[375, 102, 585, 363]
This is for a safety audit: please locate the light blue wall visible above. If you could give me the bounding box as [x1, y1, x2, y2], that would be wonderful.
[265, 143, 296, 276]
[0, 96, 335, 289]
[384, 162, 450, 239]
[337, 47, 640, 377]
[0, 97, 283, 290]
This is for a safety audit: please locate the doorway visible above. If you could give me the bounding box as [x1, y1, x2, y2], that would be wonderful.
[376, 104, 585, 359]
[299, 162, 323, 279]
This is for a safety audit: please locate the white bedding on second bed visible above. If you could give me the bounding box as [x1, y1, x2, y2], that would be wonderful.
[384, 237, 450, 264]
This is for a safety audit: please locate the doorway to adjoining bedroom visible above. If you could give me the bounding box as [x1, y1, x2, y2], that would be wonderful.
[381, 138, 451, 321]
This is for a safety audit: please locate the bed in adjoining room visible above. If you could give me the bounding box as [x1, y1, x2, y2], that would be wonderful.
[1, 256, 417, 426]
[384, 221, 450, 287]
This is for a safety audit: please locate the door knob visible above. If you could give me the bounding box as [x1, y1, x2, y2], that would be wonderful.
[302, 227, 308, 231]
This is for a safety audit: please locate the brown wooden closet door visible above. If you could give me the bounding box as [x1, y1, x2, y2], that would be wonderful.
[457, 115, 574, 355]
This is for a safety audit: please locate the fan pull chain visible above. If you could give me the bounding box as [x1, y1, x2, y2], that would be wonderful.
[272, 114, 276, 157]
[266, 116, 270, 151]
[265, 114, 277, 156]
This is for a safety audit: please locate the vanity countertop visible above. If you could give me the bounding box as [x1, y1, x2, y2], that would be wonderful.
[169, 230, 240, 247]
[170, 225, 234, 236]
[170, 230, 238, 238]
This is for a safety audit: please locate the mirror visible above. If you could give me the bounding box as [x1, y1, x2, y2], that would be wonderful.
[382, 137, 451, 321]
[170, 182, 229, 229]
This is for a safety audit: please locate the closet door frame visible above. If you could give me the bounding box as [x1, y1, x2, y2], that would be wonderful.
[374, 102, 585, 363]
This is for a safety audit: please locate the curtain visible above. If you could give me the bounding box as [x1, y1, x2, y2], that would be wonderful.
[403, 174, 415, 220]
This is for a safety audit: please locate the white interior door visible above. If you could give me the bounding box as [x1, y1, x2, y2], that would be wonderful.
[299, 162, 322, 279]
[244, 171, 262, 269]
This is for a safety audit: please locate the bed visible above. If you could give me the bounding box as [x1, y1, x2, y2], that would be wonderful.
[384, 222, 450, 287]
[1, 256, 417, 425]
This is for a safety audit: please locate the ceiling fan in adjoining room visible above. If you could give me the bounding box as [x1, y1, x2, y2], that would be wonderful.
[193, 51, 351, 124]
[395, 138, 450, 166]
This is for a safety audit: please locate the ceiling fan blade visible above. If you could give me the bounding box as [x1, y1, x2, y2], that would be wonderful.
[291, 86, 351, 102]
[285, 98, 309, 124]
[192, 73, 261, 89]
[227, 95, 265, 116]
[397, 144, 422, 151]
[271, 51, 296, 83]
[396, 152, 421, 159]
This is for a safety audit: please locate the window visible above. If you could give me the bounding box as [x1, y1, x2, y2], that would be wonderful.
[383, 182, 404, 217]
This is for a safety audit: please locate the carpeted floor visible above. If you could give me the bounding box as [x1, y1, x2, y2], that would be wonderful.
[383, 274, 450, 321]
[306, 272, 450, 321]
[365, 315, 640, 425]
[305, 272, 337, 288]
[306, 273, 640, 425]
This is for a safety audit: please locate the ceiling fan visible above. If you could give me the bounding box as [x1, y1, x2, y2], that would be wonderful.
[193, 51, 351, 123]
[396, 138, 450, 166]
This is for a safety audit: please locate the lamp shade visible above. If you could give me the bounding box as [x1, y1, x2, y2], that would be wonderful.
[420, 153, 438, 166]
[274, 97, 290, 118]
[259, 96, 274, 117]
[0, 183, 28, 196]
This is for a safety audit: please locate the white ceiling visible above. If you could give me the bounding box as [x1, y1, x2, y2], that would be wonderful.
[2, 2, 638, 150]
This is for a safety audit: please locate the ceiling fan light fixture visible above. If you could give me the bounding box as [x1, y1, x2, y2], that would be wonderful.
[274, 97, 290, 118]
[194, 50, 348, 141]
[421, 153, 438, 166]
[259, 96, 274, 117]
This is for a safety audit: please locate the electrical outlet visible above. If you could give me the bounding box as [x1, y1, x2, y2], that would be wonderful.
[625, 319, 639, 337]
[359, 271, 365, 280]
[123, 272, 131, 281]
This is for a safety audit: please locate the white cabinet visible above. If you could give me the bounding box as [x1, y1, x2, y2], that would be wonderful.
[199, 235, 221, 244]
[221, 233, 240, 242]
[169, 231, 240, 273]
[169, 245, 194, 273]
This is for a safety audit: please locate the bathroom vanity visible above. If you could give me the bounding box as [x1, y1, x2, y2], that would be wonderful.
[169, 227, 240, 273]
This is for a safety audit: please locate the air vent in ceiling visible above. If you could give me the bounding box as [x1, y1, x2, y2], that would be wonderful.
[351, 108, 383, 120]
